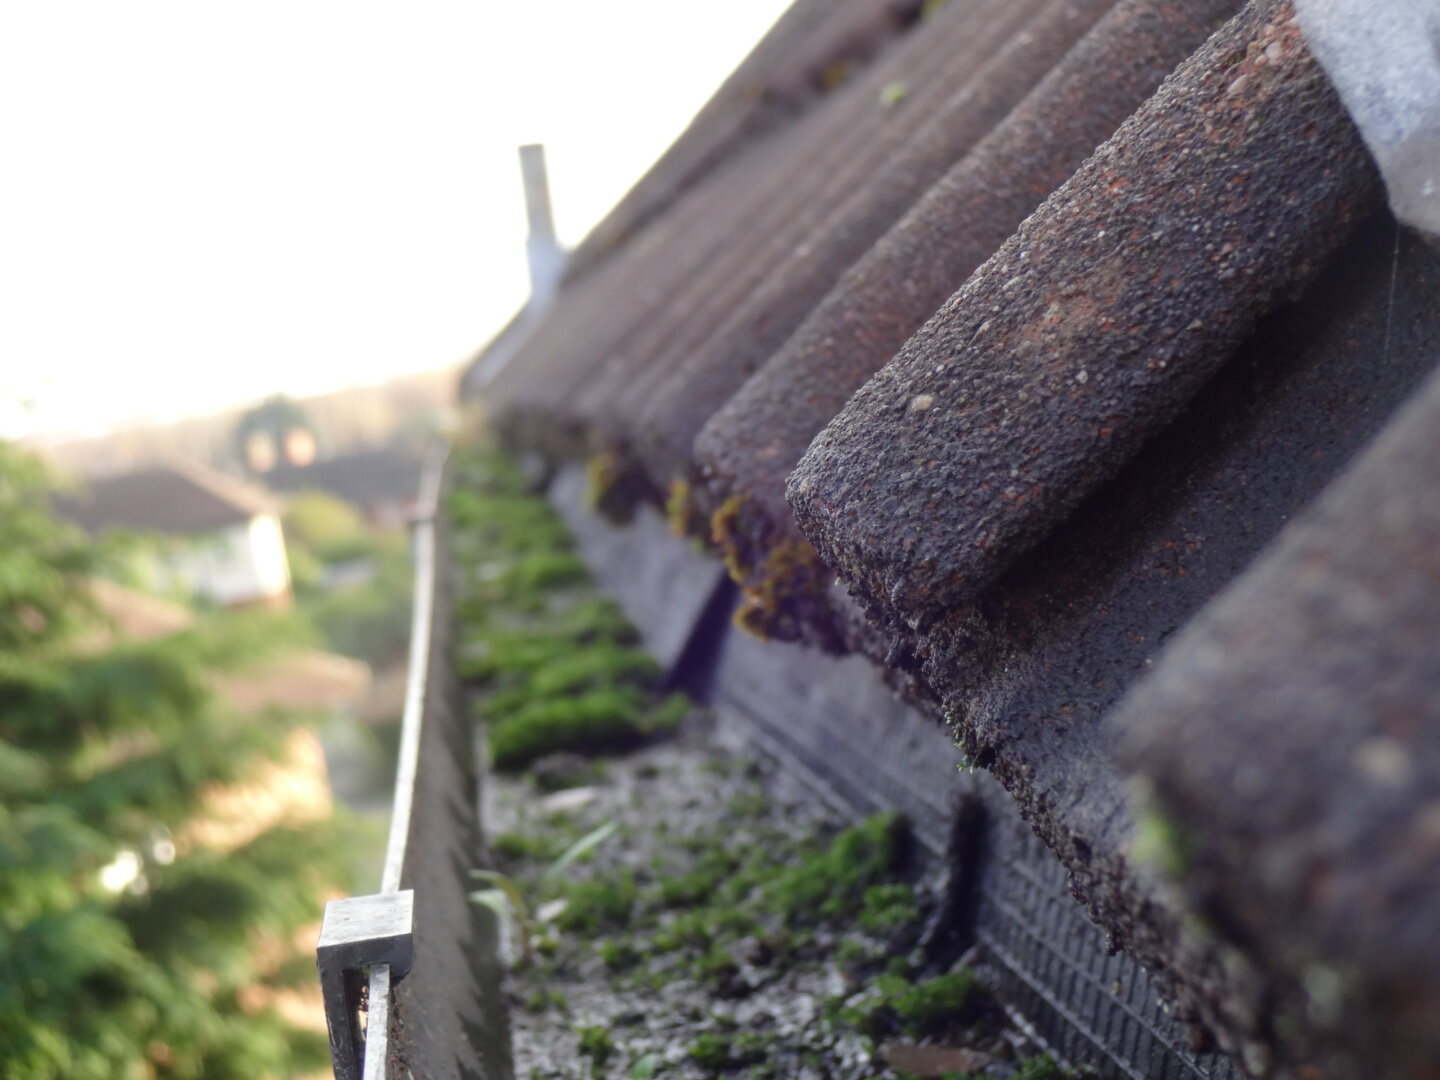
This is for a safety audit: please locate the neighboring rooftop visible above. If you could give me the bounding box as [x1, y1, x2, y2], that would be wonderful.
[265, 446, 425, 509]
[53, 459, 279, 535]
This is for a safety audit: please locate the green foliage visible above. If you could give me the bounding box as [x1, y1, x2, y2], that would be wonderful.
[291, 518, 413, 667]
[282, 490, 369, 564]
[282, 485, 414, 668]
[0, 443, 95, 652]
[234, 394, 313, 475]
[0, 440, 353, 1079]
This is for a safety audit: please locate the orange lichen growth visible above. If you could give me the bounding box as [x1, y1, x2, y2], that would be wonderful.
[586, 450, 648, 524]
[665, 478, 711, 541]
[710, 494, 834, 644]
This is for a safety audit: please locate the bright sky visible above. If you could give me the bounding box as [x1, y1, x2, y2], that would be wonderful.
[0, 1, 789, 441]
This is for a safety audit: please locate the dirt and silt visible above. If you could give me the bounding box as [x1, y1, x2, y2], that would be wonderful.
[477, 713, 1076, 1080]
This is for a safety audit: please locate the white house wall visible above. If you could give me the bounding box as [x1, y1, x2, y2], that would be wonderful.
[165, 513, 291, 607]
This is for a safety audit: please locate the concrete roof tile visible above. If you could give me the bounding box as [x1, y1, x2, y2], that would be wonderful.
[696, 0, 1244, 551]
[1113, 352, 1440, 1078]
[789, 0, 1378, 635]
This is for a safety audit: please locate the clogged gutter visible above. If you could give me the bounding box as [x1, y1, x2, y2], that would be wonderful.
[449, 444, 1078, 1079]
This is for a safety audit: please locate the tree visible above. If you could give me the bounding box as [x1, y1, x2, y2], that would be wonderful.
[235, 395, 316, 474]
[0, 441, 354, 1079]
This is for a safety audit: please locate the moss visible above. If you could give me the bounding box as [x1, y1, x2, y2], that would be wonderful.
[1128, 780, 1197, 881]
[835, 937, 874, 972]
[688, 1032, 732, 1072]
[830, 969, 979, 1042]
[892, 970, 977, 1035]
[452, 443, 691, 773]
[766, 811, 910, 924]
[709, 493, 834, 643]
[880, 81, 909, 107]
[525, 987, 568, 1013]
[884, 953, 914, 979]
[598, 938, 640, 971]
[709, 495, 755, 586]
[694, 941, 740, 986]
[642, 692, 690, 737]
[526, 647, 660, 697]
[577, 1024, 616, 1067]
[488, 687, 652, 770]
[819, 58, 851, 91]
[556, 871, 637, 934]
[492, 830, 556, 861]
[829, 973, 914, 1039]
[726, 790, 769, 819]
[730, 1031, 773, 1068]
[859, 883, 918, 934]
[657, 848, 743, 908]
[653, 910, 713, 954]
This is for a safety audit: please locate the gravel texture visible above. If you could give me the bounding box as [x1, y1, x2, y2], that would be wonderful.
[478, 715, 1063, 1080]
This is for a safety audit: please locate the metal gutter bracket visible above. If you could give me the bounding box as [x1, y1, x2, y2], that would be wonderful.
[317, 890, 416, 1080]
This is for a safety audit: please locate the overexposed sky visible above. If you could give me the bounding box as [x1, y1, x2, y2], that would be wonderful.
[0, 1, 789, 440]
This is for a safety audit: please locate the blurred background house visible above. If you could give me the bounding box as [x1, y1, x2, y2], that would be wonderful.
[53, 459, 293, 610]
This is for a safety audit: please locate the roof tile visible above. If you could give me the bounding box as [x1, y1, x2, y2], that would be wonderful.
[789, 0, 1378, 634]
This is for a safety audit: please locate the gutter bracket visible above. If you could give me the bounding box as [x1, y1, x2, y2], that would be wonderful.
[316, 890, 415, 1080]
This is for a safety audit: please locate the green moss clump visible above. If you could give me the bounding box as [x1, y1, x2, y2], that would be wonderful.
[525, 987, 568, 1013]
[766, 811, 910, 924]
[688, 1032, 732, 1072]
[829, 969, 979, 1042]
[527, 647, 659, 697]
[556, 871, 637, 934]
[489, 687, 650, 770]
[577, 1024, 616, 1066]
[892, 970, 977, 1035]
[1130, 807, 1194, 880]
[450, 445, 691, 772]
[694, 941, 740, 987]
[598, 938, 640, 971]
[657, 847, 743, 909]
[492, 830, 556, 861]
[859, 883, 918, 933]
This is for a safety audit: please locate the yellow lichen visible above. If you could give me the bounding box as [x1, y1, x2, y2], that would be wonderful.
[665, 479, 704, 540]
[586, 451, 621, 511]
[709, 495, 754, 586]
